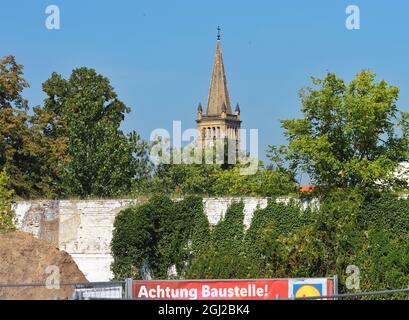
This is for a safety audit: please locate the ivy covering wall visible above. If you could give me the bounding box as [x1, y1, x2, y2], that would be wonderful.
[111, 192, 409, 298]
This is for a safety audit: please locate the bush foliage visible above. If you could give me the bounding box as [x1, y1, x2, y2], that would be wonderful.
[111, 192, 409, 297]
[0, 170, 15, 233]
[111, 195, 206, 279]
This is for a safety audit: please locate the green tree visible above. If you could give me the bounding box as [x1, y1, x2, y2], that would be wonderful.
[151, 161, 296, 197]
[211, 163, 296, 197]
[0, 169, 15, 233]
[38, 68, 150, 197]
[151, 163, 222, 195]
[0, 55, 55, 198]
[269, 71, 409, 193]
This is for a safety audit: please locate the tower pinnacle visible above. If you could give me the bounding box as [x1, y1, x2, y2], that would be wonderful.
[205, 36, 231, 115]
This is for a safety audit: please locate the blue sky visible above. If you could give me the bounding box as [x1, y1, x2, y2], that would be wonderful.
[2, 0, 409, 172]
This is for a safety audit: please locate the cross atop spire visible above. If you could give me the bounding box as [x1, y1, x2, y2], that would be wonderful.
[217, 26, 221, 40]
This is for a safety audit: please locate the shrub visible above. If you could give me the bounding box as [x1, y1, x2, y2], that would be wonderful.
[111, 195, 203, 280]
[0, 170, 15, 233]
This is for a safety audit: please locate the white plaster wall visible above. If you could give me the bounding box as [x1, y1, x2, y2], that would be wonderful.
[14, 198, 273, 281]
[13, 201, 32, 229]
[70, 254, 114, 282]
[204, 197, 268, 228]
[58, 200, 138, 255]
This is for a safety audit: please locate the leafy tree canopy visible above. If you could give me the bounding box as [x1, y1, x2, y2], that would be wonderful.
[0, 55, 56, 198]
[37, 68, 151, 197]
[269, 70, 409, 193]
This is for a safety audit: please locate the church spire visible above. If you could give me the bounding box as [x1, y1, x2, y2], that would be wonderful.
[205, 30, 232, 115]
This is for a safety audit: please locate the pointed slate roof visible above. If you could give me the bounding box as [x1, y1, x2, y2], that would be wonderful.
[205, 40, 232, 115]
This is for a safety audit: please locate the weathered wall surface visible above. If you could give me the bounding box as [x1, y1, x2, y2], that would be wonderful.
[14, 198, 270, 282]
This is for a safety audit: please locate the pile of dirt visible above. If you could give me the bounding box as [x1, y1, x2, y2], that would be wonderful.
[0, 231, 87, 300]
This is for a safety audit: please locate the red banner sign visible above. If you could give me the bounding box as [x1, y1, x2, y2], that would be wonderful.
[133, 278, 335, 300]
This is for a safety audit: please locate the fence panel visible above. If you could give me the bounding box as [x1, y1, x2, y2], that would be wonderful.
[72, 281, 127, 300]
[1, 280, 408, 300]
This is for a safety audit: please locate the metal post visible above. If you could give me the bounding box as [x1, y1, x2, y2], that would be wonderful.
[333, 275, 339, 300]
[125, 278, 133, 300]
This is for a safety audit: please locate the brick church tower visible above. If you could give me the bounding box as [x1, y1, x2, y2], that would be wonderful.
[196, 30, 241, 147]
